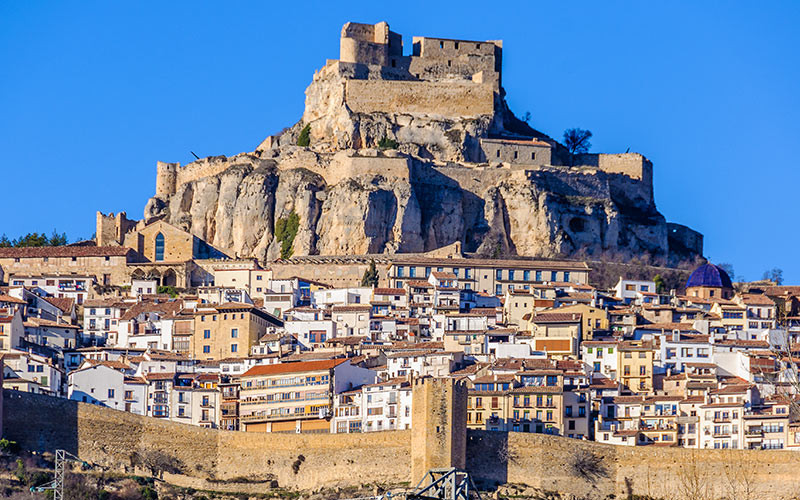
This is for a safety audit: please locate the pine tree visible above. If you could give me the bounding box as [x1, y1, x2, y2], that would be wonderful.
[361, 260, 379, 287]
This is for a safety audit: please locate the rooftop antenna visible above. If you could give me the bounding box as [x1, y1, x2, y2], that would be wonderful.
[190, 151, 200, 160]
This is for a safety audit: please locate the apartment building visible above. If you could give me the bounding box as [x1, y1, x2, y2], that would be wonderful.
[83, 298, 128, 346]
[388, 257, 590, 295]
[331, 378, 412, 433]
[618, 341, 654, 394]
[239, 359, 376, 433]
[466, 369, 591, 438]
[191, 303, 283, 360]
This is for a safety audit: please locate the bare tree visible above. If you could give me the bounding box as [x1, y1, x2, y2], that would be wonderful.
[563, 128, 593, 157]
[674, 450, 714, 500]
[567, 448, 609, 485]
[131, 448, 184, 479]
[722, 450, 760, 500]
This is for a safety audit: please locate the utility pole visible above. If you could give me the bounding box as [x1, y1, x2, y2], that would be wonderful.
[30, 449, 93, 500]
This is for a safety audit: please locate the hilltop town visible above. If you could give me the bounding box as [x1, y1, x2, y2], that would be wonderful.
[2, 21, 798, 500]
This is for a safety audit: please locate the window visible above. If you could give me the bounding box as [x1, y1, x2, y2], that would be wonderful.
[397, 266, 404, 277]
[154, 233, 165, 261]
[425, 267, 431, 277]
[593, 362, 601, 372]
[231, 344, 238, 353]
[108, 389, 115, 398]
[409, 267, 416, 278]
[203, 330, 211, 339]
[231, 328, 238, 338]
[495, 284, 502, 295]
[639, 366, 646, 376]
[551, 271, 557, 281]
[564, 272, 570, 282]
[496, 269, 502, 280]
[523, 270, 530, 281]
[203, 345, 211, 354]
[535, 271, 542, 281]
[509, 270, 515, 281]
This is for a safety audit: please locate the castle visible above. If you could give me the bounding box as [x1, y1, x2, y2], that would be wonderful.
[133, 21, 704, 264]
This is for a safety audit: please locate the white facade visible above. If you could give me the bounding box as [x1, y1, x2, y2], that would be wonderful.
[613, 278, 656, 304]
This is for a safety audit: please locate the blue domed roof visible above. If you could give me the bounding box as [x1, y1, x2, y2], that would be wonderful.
[686, 264, 733, 289]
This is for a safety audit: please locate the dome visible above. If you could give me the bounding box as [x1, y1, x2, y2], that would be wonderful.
[686, 264, 733, 289]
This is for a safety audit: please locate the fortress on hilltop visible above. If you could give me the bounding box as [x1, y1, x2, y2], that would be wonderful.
[101, 20, 703, 266]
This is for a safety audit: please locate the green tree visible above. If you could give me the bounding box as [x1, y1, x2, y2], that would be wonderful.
[0, 234, 11, 247]
[157, 285, 178, 298]
[48, 229, 68, 246]
[297, 124, 311, 147]
[15, 232, 48, 247]
[653, 274, 665, 294]
[274, 211, 300, 259]
[361, 260, 379, 287]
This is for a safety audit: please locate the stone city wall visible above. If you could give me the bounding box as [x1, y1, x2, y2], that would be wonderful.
[6, 390, 798, 498]
[468, 430, 800, 499]
[345, 80, 494, 118]
[2, 390, 411, 491]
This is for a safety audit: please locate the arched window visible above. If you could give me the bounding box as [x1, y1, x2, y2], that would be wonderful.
[154, 233, 165, 261]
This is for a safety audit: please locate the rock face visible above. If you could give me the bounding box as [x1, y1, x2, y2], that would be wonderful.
[142, 22, 702, 265]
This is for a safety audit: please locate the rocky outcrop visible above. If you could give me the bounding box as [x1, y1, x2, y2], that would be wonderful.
[141, 29, 701, 265]
[143, 149, 686, 263]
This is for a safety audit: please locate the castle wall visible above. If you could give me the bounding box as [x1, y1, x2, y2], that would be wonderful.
[667, 222, 704, 255]
[345, 80, 494, 118]
[339, 22, 401, 66]
[574, 153, 654, 208]
[154, 154, 261, 199]
[409, 37, 501, 88]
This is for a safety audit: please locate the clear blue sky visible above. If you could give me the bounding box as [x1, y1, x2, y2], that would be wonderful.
[2, 1, 798, 282]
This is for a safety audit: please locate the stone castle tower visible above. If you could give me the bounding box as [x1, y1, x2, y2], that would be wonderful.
[410, 377, 467, 484]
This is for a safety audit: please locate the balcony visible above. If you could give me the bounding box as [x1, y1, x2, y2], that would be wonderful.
[746, 427, 763, 436]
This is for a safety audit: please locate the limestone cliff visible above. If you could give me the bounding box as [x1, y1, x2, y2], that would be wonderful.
[141, 21, 702, 265]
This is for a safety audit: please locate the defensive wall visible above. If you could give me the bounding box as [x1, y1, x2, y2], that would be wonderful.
[6, 389, 800, 497]
[467, 430, 800, 499]
[156, 154, 260, 199]
[344, 80, 495, 119]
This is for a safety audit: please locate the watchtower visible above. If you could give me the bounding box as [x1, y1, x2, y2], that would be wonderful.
[155, 161, 179, 198]
[411, 377, 468, 484]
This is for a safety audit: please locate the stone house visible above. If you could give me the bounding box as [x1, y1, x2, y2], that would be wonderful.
[190, 303, 283, 360]
[618, 341, 654, 394]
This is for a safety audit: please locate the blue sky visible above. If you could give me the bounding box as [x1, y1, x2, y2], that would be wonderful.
[2, 1, 798, 282]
